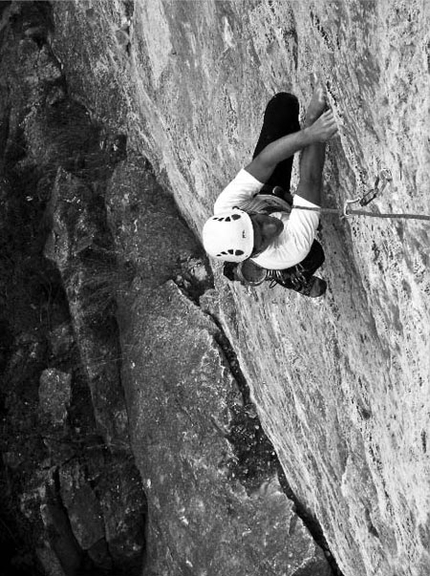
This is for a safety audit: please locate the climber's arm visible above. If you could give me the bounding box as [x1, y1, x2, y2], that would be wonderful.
[245, 110, 337, 184]
[244, 130, 310, 183]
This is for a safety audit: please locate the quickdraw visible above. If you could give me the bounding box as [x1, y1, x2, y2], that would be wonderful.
[293, 169, 430, 222]
[342, 168, 393, 219]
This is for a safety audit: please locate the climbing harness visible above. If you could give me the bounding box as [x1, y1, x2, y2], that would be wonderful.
[234, 258, 327, 297]
[292, 169, 430, 222]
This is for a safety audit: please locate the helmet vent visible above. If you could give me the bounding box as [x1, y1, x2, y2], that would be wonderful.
[212, 214, 241, 222]
[216, 249, 245, 257]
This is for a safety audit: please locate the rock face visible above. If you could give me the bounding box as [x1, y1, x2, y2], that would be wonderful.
[1, 1, 429, 576]
[0, 2, 332, 576]
[0, 3, 146, 575]
[105, 157, 332, 575]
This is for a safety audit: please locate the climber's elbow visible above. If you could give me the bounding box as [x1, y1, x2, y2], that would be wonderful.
[244, 154, 275, 184]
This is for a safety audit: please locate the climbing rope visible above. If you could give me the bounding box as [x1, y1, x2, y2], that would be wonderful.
[292, 169, 430, 222]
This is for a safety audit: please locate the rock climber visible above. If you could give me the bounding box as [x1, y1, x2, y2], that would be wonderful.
[202, 86, 338, 297]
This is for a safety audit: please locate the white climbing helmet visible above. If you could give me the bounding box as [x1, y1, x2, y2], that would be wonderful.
[202, 208, 254, 263]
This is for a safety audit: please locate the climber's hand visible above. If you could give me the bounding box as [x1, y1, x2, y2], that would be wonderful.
[306, 110, 338, 142]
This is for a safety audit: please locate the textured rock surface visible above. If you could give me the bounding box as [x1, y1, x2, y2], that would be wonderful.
[0, 4, 146, 575]
[0, 2, 332, 576]
[119, 278, 330, 575]
[105, 157, 332, 575]
[1, 1, 429, 576]
[49, 1, 430, 575]
[39, 368, 72, 426]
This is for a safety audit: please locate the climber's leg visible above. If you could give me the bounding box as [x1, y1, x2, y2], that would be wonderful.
[252, 93, 300, 195]
[295, 87, 328, 207]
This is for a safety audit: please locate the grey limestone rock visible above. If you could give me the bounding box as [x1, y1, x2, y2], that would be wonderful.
[39, 368, 72, 426]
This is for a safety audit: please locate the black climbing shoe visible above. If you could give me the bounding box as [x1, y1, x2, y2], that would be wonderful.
[299, 276, 327, 297]
[267, 270, 327, 298]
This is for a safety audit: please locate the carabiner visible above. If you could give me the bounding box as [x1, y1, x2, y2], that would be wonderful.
[359, 169, 393, 207]
[342, 196, 361, 219]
